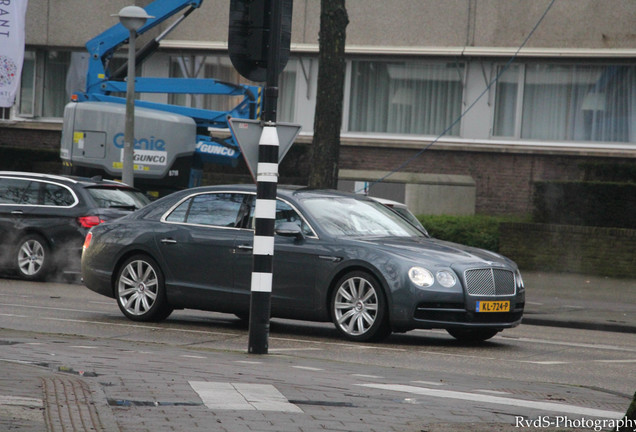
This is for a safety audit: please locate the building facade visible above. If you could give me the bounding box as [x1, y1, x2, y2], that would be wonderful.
[2, 0, 635, 215]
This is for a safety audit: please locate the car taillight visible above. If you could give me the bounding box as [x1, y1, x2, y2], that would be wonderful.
[77, 215, 104, 228]
[83, 232, 93, 253]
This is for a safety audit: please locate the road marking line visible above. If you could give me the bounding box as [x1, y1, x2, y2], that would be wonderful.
[0, 313, 239, 338]
[420, 351, 496, 360]
[235, 361, 262, 365]
[503, 336, 636, 353]
[518, 361, 570, 365]
[358, 384, 624, 418]
[268, 347, 321, 352]
[593, 359, 636, 363]
[411, 380, 444, 386]
[475, 389, 512, 395]
[292, 366, 323, 371]
[189, 382, 302, 412]
[180, 355, 206, 359]
[353, 374, 384, 379]
[269, 335, 407, 351]
[0, 303, 104, 314]
[0, 395, 43, 408]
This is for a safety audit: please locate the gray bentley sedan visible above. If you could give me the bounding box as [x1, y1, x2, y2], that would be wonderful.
[81, 185, 525, 342]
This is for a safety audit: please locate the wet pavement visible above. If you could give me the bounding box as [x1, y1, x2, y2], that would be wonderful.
[0, 271, 634, 432]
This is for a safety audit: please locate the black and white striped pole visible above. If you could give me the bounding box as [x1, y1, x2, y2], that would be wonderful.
[248, 122, 278, 354]
[228, 0, 292, 354]
[247, 0, 284, 354]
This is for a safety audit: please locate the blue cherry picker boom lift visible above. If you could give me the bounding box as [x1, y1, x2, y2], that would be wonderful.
[60, 0, 261, 195]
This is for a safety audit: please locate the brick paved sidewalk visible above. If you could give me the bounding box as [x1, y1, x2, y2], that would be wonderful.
[0, 331, 629, 432]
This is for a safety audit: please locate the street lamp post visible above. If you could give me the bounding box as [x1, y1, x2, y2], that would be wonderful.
[113, 6, 153, 187]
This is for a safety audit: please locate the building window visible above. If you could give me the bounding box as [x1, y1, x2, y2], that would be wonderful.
[277, 67, 296, 122]
[18, 50, 36, 116]
[17, 50, 72, 119]
[494, 63, 636, 143]
[348, 60, 464, 136]
[492, 65, 521, 137]
[42, 51, 71, 117]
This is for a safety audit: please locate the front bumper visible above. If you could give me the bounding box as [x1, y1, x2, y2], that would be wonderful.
[413, 300, 524, 328]
[389, 265, 525, 331]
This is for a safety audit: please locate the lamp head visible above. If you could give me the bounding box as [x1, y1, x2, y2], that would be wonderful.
[113, 6, 153, 32]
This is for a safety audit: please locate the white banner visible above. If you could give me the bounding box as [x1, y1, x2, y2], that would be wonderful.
[0, 0, 29, 108]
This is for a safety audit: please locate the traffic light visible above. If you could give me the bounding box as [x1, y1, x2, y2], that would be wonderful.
[228, 0, 292, 83]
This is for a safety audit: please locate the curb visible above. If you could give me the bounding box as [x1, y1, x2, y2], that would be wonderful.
[522, 317, 636, 334]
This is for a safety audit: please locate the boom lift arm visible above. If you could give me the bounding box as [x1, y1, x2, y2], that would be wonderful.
[64, 0, 261, 185]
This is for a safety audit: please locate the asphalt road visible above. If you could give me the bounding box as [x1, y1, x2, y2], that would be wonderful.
[0, 278, 634, 431]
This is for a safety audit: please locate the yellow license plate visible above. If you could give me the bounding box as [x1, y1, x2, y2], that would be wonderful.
[476, 300, 510, 312]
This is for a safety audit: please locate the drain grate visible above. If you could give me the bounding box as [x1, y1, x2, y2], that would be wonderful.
[42, 376, 107, 432]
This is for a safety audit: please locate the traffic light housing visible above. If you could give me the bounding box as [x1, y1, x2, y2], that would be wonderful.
[228, 0, 292, 83]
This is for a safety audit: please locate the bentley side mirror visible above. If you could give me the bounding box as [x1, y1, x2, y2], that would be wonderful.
[275, 222, 304, 241]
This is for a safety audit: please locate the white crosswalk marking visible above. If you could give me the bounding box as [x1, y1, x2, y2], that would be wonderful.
[358, 384, 624, 418]
[189, 382, 302, 413]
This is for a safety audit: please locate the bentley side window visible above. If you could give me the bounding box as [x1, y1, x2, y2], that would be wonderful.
[166, 193, 244, 228]
[165, 198, 191, 223]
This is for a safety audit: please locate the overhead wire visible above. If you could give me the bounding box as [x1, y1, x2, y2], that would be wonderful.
[359, 0, 557, 194]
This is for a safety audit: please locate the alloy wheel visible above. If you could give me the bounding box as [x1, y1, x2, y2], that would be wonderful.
[17, 239, 46, 277]
[333, 276, 380, 337]
[118, 259, 159, 317]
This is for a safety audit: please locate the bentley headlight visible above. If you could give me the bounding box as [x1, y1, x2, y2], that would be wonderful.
[408, 267, 434, 287]
[436, 270, 457, 288]
[515, 270, 525, 290]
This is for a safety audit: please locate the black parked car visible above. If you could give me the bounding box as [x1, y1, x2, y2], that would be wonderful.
[82, 185, 524, 342]
[0, 172, 149, 281]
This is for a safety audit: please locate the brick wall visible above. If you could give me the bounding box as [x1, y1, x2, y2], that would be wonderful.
[0, 127, 63, 173]
[0, 126, 62, 152]
[339, 146, 634, 216]
[499, 223, 636, 277]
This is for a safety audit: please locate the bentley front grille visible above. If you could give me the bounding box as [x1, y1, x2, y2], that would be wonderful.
[464, 268, 516, 296]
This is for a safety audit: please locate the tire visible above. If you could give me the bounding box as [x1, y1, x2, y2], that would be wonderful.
[446, 328, 500, 343]
[115, 255, 173, 322]
[15, 234, 51, 281]
[330, 271, 391, 342]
